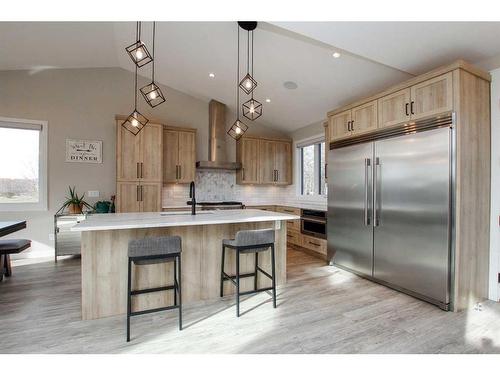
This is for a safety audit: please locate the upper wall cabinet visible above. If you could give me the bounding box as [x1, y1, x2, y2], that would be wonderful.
[237, 137, 260, 184]
[116, 122, 163, 182]
[378, 88, 411, 129]
[163, 126, 196, 184]
[236, 136, 292, 185]
[328, 110, 351, 142]
[410, 72, 453, 120]
[351, 100, 378, 135]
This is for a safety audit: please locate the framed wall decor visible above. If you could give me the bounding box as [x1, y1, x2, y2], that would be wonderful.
[65, 139, 103, 163]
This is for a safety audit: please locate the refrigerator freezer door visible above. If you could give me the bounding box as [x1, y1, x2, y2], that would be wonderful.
[328, 142, 374, 276]
[373, 127, 451, 304]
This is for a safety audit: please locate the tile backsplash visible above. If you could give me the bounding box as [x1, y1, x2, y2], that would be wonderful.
[162, 170, 295, 207]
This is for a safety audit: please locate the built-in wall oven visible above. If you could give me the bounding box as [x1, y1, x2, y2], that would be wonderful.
[301, 209, 327, 239]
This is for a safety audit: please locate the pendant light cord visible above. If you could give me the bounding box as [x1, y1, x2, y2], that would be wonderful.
[134, 21, 139, 110]
[251, 30, 254, 100]
[152, 21, 156, 83]
[237, 24, 240, 119]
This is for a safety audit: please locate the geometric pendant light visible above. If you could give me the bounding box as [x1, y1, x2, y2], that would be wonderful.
[125, 22, 153, 68]
[242, 27, 262, 121]
[122, 63, 149, 136]
[238, 21, 258, 95]
[140, 22, 165, 108]
[228, 23, 249, 141]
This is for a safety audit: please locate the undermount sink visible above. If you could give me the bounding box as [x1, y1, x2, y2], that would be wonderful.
[160, 211, 214, 216]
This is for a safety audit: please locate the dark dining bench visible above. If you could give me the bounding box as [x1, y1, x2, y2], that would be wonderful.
[0, 221, 30, 281]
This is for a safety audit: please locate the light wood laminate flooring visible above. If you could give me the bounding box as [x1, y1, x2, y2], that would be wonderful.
[1, 248, 499, 353]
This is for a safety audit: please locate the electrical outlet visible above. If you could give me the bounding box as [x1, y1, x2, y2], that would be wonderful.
[88, 190, 100, 198]
[49, 233, 55, 241]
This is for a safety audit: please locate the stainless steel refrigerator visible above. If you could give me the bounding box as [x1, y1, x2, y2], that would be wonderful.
[327, 115, 454, 310]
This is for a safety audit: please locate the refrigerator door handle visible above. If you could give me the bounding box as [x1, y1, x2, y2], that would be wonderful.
[364, 158, 371, 226]
[374, 157, 380, 227]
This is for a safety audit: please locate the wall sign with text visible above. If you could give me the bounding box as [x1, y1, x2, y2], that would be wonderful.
[65, 139, 103, 163]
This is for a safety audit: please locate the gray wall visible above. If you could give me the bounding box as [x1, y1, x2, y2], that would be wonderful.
[0, 67, 287, 257]
[290, 120, 325, 142]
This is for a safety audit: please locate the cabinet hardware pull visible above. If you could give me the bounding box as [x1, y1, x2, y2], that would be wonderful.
[410, 101, 415, 115]
[242, 167, 245, 180]
[308, 241, 320, 247]
[136, 185, 140, 202]
[346, 121, 350, 132]
[351, 120, 354, 131]
[405, 103, 409, 116]
[141, 162, 144, 179]
[276, 170, 279, 182]
[137, 163, 140, 179]
[179, 165, 182, 180]
[141, 185, 143, 201]
[176, 165, 179, 179]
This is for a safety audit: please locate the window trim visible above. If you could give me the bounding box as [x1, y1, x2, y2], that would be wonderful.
[0, 116, 48, 212]
[295, 134, 327, 200]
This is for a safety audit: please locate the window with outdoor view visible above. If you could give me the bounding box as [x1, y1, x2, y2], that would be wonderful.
[299, 141, 326, 196]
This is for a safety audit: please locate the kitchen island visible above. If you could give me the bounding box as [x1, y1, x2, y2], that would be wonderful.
[72, 209, 299, 320]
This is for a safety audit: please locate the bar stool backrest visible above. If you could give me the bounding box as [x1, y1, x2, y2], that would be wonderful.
[234, 229, 275, 247]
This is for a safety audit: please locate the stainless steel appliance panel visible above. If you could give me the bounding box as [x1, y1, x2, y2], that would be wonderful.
[373, 127, 451, 303]
[328, 142, 373, 276]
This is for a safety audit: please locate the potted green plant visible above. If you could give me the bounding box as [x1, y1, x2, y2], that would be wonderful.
[61, 186, 93, 214]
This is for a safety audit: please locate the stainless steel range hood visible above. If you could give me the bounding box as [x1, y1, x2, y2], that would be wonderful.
[196, 100, 241, 170]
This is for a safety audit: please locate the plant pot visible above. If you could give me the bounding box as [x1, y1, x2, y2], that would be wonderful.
[68, 203, 83, 214]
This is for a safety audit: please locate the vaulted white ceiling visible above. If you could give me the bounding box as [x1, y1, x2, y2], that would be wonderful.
[1, 21, 499, 132]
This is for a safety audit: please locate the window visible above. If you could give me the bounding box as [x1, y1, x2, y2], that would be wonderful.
[0, 117, 47, 211]
[298, 140, 326, 196]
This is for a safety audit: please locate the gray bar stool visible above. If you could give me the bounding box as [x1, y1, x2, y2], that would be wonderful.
[220, 228, 276, 317]
[127, 236, 182, 342]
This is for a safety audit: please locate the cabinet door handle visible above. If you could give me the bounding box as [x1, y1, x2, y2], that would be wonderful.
[351, 120, 354, 131]
[242, 167, 245, 180]
[136, 185, 140, 202]
[137, 163, 140, 179]
[405, 103, 409, 116]
[276, 170, 279, 182]
[410, 101, 415, 115]
[308, 241, 320, 247]
[179, 165, 182, 180]
[141, 185, 143, 201]
[346, 121, 350, 132]
[176, 165, 179, 179]
[140, 162, 144, 179]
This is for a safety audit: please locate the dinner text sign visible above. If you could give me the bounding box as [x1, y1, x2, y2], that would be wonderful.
[65, 139, 102, 163]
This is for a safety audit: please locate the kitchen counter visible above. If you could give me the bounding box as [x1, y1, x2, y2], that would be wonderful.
[75, 209, 296, 320]
[72, 209, 299, 232]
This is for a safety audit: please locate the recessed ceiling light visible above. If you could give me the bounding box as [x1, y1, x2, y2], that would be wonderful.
[209, 73, 215, 78]
[332, 52, 341, 58]
[283, 81, 298, 90]
[265, 98, 271, 103]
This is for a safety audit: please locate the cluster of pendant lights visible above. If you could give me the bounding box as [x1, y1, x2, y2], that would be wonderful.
[228, 21, 263, 140]
[122, 22, 165, 136]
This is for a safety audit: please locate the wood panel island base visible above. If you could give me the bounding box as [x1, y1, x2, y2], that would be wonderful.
[73, 210, 298, 320]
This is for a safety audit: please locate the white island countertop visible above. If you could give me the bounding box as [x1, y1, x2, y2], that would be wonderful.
[72, 209, 300, 232]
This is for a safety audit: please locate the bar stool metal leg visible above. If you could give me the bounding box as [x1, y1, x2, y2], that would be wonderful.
[270, 244, 277, 308]
[127, 258, 132, 342]
[178, 254, 182, 330]
[174, 255, 177, 306]
[236, 249, 240, 317]
[254, 252, 258, 291]
[220, 244, 225, 297]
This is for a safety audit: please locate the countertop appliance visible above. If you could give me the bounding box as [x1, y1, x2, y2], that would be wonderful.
[301, 209, 327, 239]
[197, 201, 245, 210]
[328, 114, 455, 311]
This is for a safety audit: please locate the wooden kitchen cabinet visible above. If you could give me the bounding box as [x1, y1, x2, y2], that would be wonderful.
[236, 137, 260, 184]
[274, 141, 292, 185]
[410, 72, 453, 120]
[116, 122, 163, 182]
[328, 110, 351, 141]
[116, 181, 162, 213]
[258, 140, 276, 184]
[351, 100, 378, 135]
[163, 126, 196, 184]
[378, 88, 411, 129]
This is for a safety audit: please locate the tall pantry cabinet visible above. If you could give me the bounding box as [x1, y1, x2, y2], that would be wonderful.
[116, 118, 163, 212]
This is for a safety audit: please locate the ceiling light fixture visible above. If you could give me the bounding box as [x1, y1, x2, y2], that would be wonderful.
[242, 27, 262, 121]
[228, 23, 249, 141]
[126, 22, 153, 68]
[265, 98, 271, 103]
[238, 22, 258, 95]
[140, 22, 165, 108]
[332, 51, 341, 58]
[209, 73, 215, 78]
